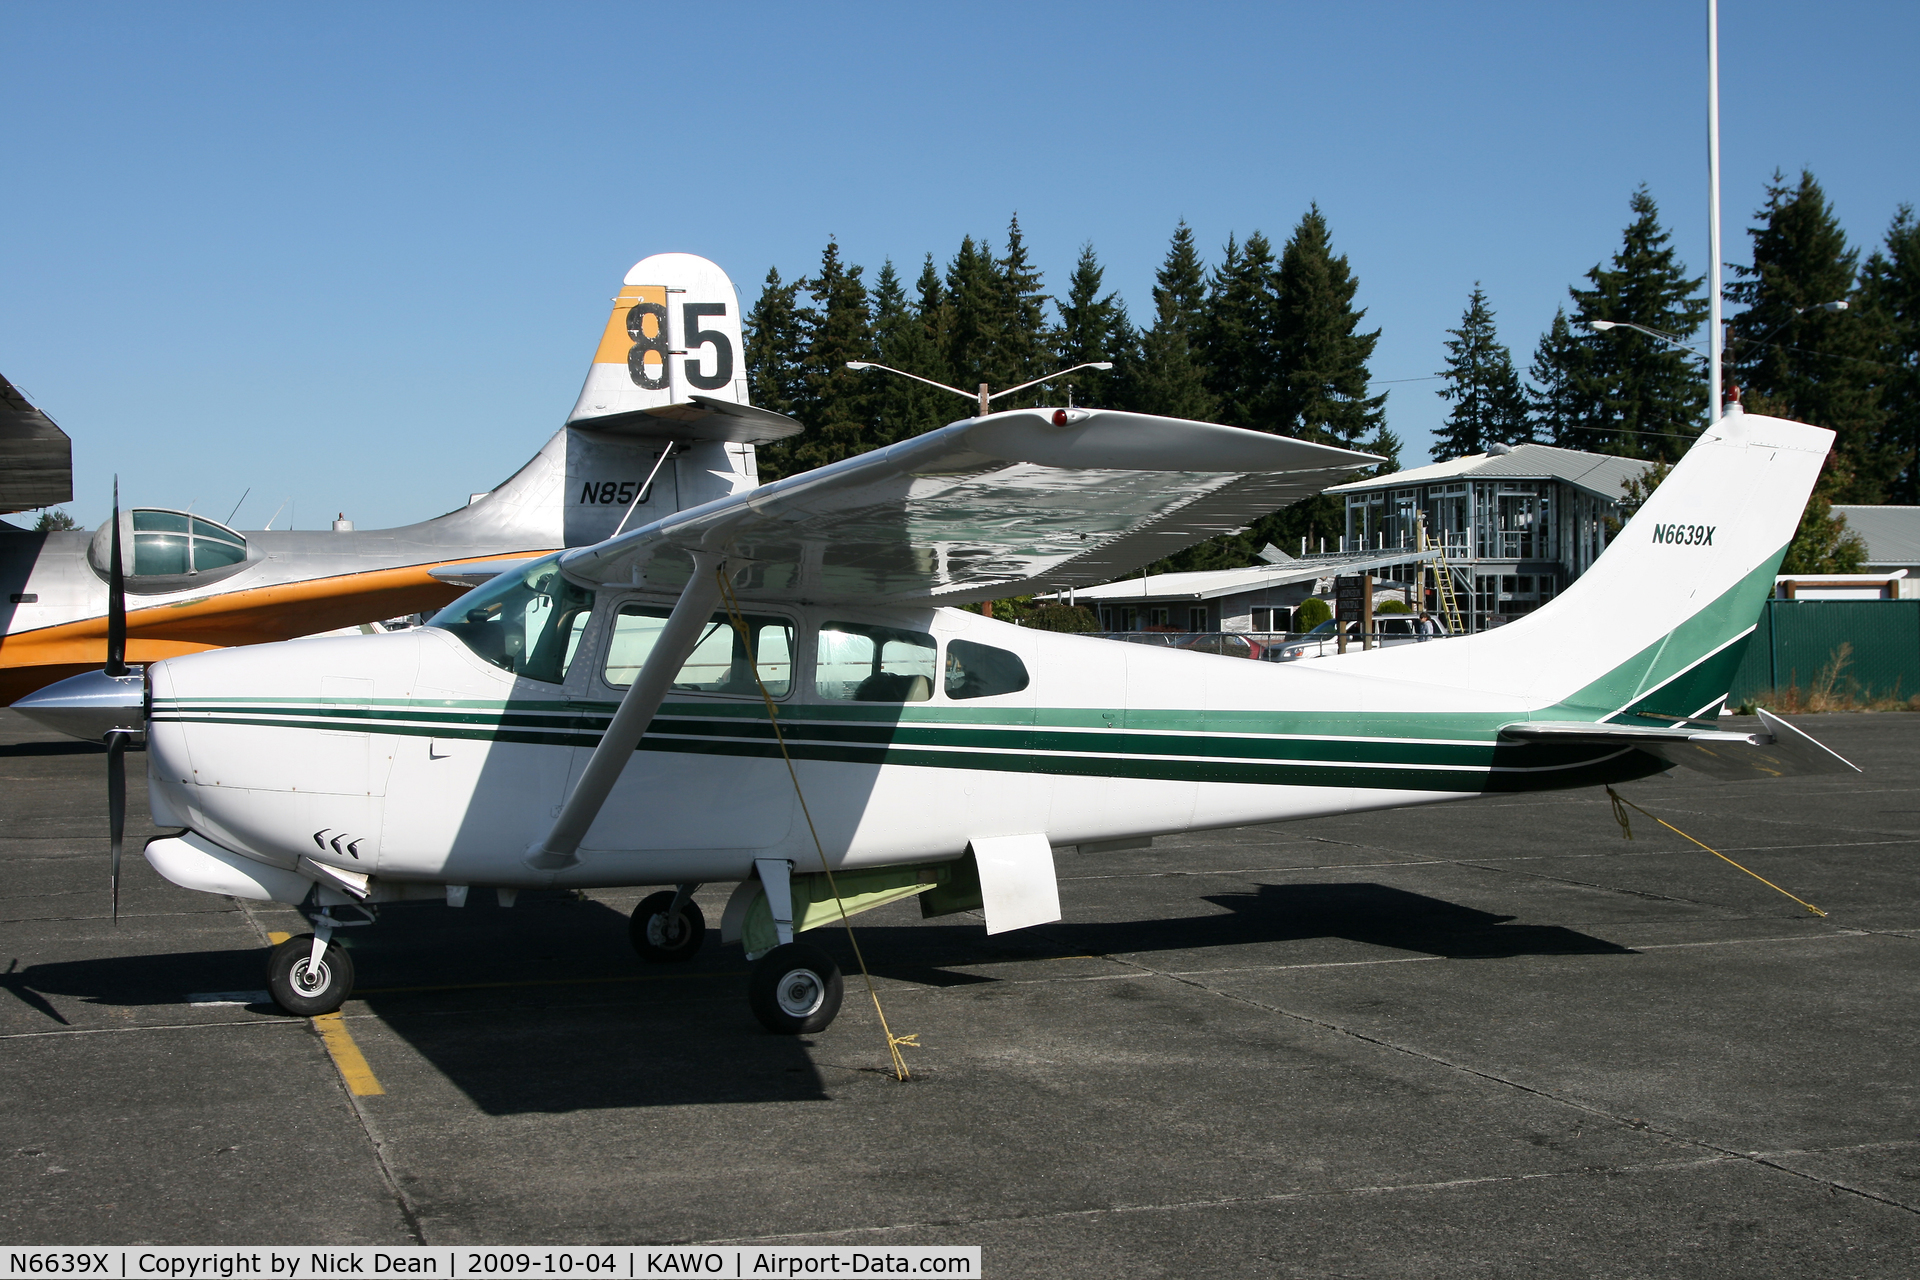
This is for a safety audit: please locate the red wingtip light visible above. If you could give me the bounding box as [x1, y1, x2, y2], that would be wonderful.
[1052, 409, 1069, 426]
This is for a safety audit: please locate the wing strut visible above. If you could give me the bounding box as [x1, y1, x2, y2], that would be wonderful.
[525, 550, 724, 871]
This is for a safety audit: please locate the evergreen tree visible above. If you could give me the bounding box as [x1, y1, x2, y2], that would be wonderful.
[1526, 309, 1595, 446]
[869, 258, 953, 443]
[1129, 220, 1217, 420]
[1433, 284, 1529, 460]
[744, 266, 805, 421]
[1051, 242, 1127, 408]
[993, 214, 1051, 403]
[1271, 204, 1388, 454]
[1860, 206, 1920, 502]
[1199, 231, 1287, 432]
[1564, 186, 1709, 458]
[760, 238, 875, 477]
[1728, 170, 1890, 499]
[944, 235, 1005, 407]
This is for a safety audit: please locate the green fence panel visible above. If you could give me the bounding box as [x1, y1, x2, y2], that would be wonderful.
[1727, 599, 1920, 703]
[1726, 604, 1775, 704]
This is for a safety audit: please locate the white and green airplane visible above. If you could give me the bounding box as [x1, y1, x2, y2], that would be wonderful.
[30, 258, 1857, 1035]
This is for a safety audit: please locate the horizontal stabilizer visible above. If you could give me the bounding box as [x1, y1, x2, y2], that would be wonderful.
[566, 394, 802, 445]
[559, 407, 1379, 606]
[1501, 708, 1860, 780]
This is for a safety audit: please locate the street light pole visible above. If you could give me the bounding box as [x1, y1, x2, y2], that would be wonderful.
[1708, 0, 1723, 419]
[845, 360, 1114, 419]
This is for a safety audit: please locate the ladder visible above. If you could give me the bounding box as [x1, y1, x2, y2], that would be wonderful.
[1419, 515, 1467, 635]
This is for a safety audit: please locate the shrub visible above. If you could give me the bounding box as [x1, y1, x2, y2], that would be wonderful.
[1375, 599, 1411, 614]
[1294, 597, 1332, 630]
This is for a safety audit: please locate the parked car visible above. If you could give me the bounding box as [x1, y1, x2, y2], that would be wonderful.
[1178, 632, 1272, 660]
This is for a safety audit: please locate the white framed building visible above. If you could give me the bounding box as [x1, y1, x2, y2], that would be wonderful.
[1326, 444, 1649, 630]
[1043, 547, 1434, 634]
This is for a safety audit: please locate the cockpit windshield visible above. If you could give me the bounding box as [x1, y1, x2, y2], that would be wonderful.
[427, 555, 594, 683]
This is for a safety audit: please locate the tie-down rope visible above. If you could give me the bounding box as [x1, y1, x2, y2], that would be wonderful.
[715, 567, 918, 1080]
[1605, 785, 1827, 918]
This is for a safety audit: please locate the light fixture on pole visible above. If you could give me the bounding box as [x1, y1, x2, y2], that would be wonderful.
[844, 361, 1114, 418]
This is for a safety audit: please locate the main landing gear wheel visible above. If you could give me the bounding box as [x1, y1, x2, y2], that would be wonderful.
[748, 942, 843, 1035]
[267, 933, 355, 1017]
[630, 891, 707, 962]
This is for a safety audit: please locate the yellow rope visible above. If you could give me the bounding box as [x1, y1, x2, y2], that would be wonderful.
[715, 568, 918, 1080]
[1603, 786, 1827, 918]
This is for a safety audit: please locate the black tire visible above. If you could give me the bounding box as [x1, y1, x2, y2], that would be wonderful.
[629, 891, 707, 962]
[266, 933, 355, 1017]
[748, 942, 843, 1035]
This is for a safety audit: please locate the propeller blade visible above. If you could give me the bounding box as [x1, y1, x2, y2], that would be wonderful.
[106, 477, 128, 678]
[107, 731, 128, 923]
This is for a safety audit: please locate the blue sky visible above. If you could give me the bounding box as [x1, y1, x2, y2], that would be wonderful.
[4, 1, 1915, 530]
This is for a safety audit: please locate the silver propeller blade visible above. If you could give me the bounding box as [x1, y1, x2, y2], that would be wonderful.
[107, 732, 128, 923]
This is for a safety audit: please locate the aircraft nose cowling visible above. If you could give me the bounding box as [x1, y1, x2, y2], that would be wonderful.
[12, 668, 146, 742]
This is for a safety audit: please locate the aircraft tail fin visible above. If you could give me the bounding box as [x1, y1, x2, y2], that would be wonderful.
[426, 254, 799, 549]
[1366, 409, 1833, 722]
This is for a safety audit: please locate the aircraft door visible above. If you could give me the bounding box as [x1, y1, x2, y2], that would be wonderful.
[578, 597, 797, 853]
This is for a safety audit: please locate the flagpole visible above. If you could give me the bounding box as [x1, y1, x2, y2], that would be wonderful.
[1707, 0, 1723, 419]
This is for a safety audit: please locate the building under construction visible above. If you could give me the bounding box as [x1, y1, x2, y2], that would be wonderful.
[1326, 443, 1648, 632]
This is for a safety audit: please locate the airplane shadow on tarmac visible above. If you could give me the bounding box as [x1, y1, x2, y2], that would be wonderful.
[9, 882, 1629, 1113]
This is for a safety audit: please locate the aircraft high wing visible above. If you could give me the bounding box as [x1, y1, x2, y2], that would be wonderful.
[559, 408, 1380, 604]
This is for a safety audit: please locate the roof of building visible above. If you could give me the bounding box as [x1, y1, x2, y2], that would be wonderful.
[1832, 505, 1920, 568]
[1042, 546, 1437, 603]
[1326, 443, 1649, 503]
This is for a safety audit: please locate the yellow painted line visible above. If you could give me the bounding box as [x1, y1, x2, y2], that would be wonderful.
[268, 931, 291, 945]
[312, 1011, 385, 1096]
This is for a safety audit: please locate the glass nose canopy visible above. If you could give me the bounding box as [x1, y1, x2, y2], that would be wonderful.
[125, 510, 248, 574]
[89, 509, 251, 583]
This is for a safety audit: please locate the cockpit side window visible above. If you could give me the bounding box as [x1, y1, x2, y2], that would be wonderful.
[603, 605, 794, 697]
[944, 639, 1030, 700]
[427, 555, 594, 684]
[816, 622, 936, 702]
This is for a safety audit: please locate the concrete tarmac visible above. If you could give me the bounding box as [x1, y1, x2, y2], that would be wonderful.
[2, 706, 1916, 1275]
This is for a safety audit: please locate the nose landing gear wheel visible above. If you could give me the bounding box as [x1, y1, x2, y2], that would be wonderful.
[748, 942, 843, 1035]
[629, 891, 707, 962]
[266, 933, 355, 1017]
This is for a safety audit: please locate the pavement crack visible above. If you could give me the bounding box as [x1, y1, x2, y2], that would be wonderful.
[695, 1154, 1748, 1244]
[1073, 944, 1920, 1220]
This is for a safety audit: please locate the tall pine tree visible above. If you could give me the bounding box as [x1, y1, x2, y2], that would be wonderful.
[993, 214, 1051, 404]
[1272, 204, 1393, 464]
[744, 267, 804, 422]
[765, 238, 875, 477]
[1126, 220, 1217, 420]
[1051, 242, 1128, 408]
[1860, 206, 1920, 503]
[1730, 170, 1893, 500]
[1434, 285, 1528, 460]
[1526, 309, 1594, 446]
[1199, 231, 1287, 432]
[944, 235, 1004, 407]
[1562, 186, 1709, 458]
[869, 258, 953, 443]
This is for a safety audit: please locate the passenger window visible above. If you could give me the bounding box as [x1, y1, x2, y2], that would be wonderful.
[945, 639, 1029, 700]
[816, 622, 935, 702]
[603, 605, 793, 696]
